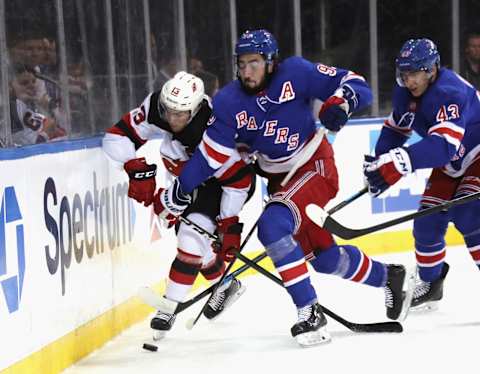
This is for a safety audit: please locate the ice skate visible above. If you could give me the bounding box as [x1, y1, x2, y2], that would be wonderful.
[150, 297, 177, 340]
[290, 303, 331, 347]
[203, 278, 245, 320]
[411, 262, 449, 312]
[384, 264, 413, 320]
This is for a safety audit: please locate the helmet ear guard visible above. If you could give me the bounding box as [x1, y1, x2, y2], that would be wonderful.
[395, 38, 440, 87]
[159, 71, 206, 119]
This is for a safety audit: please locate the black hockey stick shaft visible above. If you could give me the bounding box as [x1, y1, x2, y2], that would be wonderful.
[234, 251, 402, 333]
[180, 185, 367, 242]
[175, 251, 268, 314]
[178, 189, 366, 317]
[320, 191, 480, 240]
[186, 219, 258, 328]
[327, 186, 368, 215]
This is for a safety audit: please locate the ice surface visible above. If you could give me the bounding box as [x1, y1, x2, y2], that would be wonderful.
[65, 246, 480, 374]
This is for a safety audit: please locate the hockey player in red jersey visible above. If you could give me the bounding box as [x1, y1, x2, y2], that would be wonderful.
[103, 71, 254, 340]
[365, 38, 480, 310]
[153, 30, 410, 347]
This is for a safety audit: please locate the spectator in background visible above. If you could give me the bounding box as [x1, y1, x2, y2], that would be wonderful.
[9, 64, 66, 146]
[188, 57, 220, 97]
[188, 57, 204, 74]
[153, 57, 178, 91]
[461, 33, 480, 89]
[68, 60, 91, 135]
[8, 33, 65, 125]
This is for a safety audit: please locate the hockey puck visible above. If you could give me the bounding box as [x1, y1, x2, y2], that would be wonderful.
[142, 343, 158, 352]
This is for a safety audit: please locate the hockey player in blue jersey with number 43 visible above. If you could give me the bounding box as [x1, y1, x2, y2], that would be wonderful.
[154, 29, 410, 347]
[364, 38, 480, 311]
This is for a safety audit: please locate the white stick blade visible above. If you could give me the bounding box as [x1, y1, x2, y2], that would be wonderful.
[305, 203, 329, 227]
[185, 318, 196, 330]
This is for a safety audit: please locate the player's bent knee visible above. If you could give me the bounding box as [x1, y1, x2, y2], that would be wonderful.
[265, 235, 298, 263]
[310, 244, 354, 277]
[310, 244, 342, 274]
[257, 203, 295, 246]
[451, 203, 480, 236]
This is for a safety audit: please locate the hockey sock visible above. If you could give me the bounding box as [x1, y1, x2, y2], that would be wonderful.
[464, 231, 480, 270]
[415, 241, 446, 282]
[259, 204, 317, 308]
[310, 244, 387, 287]
[165, 249, 202, 302]
[200, 255, 225, 284]
[413, 210, 449, 282]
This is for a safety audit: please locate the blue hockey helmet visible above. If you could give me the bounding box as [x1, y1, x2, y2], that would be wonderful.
[396, 38, 440, 72]
[234, 29, 279, 64]
[395, 38, 440, 86]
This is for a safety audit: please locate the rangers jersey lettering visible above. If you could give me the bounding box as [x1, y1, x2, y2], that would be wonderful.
[180, 56, 372, 193]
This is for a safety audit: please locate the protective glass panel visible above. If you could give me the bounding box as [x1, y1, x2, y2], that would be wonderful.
[378, 0, 452, 115]
[5, 0, 63, 146]
[236, 0, 295, 59]
[62, 0, 104, 136]
[149, 0, 181, 93]
[111, 0, 149, 117]
[301, 0, 371, 117]
[459, 0, 480, 90]
[184, 0, 230, 97]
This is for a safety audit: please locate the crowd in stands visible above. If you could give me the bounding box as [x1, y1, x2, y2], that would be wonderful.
[3, 30, 480, 148]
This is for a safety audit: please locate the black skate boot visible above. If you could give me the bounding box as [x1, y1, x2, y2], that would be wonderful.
[150, 297, 177, 340]
[290, 303, 330, 347]
[411, 262, 449, 310]
[384, 264, 407, 320]
[203, 278, 246, 320]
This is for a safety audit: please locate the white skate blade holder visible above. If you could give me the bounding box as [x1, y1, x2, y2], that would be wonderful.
[410, 301, 440, 313]
[153, 330, 167, 341]
[295, 327, 332, 348]
[398, 268, 416, 322]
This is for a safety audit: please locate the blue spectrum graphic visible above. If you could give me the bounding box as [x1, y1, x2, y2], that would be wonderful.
[369, 129, 424, 214]
[0, 187, 25, 313]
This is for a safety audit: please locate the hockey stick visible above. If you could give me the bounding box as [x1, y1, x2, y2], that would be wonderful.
[179, 204, 401, 334]
[306, 191, 480, 240]
[185, 218, 259, 329]
[180, 186, 368, 243]
[326, 186, 368, 215]
[138, 251, 269, 314]
[179, 189, 369, 327]
[233, 251, 403, 333]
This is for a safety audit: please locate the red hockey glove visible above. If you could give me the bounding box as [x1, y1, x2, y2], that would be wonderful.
[363, 147, 412, 197]
[124, 158, 157, 206]
[152, 178, 191, 227]
[161, 156, 187, 177]
[214, 216, 244, 262]
[318, 86, 357, 132]
[152, 188, 178, 228]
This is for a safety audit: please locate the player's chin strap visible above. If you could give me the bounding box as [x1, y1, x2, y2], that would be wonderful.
[306, 190, 480, 240]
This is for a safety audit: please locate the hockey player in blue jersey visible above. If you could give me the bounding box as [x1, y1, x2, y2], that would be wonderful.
[154, 29, 408, 347]
[364, 38, 480, 310]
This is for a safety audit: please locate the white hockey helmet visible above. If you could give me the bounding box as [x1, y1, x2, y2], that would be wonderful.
[160, 71, 205, 119]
